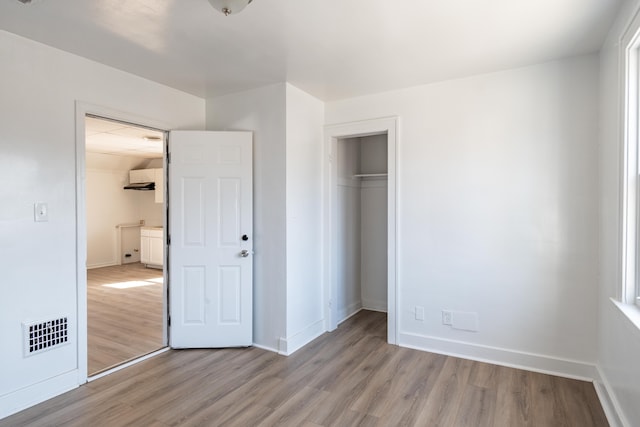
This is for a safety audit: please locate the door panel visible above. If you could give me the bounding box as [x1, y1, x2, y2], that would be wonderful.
[169, 130, 253, 348]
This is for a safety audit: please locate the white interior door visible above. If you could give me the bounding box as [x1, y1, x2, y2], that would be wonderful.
[169, 130, 253, 348]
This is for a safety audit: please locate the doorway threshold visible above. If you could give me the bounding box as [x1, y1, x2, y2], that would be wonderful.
[87, 347, 170, 382]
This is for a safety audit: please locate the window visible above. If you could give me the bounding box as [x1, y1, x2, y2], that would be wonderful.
[622, 16, 640, 309]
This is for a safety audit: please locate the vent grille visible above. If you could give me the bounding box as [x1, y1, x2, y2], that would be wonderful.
[23, 317, 69, 356]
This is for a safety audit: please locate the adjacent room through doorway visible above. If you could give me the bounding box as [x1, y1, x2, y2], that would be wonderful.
[84, 115, 167, 375]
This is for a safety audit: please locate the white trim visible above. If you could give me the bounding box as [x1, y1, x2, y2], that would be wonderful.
[252, 342, 279, 353]
[75, 102, 172, 385]
[338, 302, 363, 324]
[594, 365, 631, 427]
[0, 370, 78, 419]
[611, 297, 640, 332]
[399, 332, 596, 381]
[277, 319, 326, 356]
[361, 299, 387, 313]
[86, 261, 119, 270]
[593, 382, 622, 427]
[87, 347, 170, 382]
[323, 117, 399, 345]
[620, 12, 640, 306]
[337, 307, 365, 325]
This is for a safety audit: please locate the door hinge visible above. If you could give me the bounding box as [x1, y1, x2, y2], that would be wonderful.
[167, 234, 171, 245]
[167, 152, 171, 164]
[168, 315, 171, 327]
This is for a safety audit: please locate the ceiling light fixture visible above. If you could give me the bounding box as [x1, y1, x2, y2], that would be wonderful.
[207, 0, 253, 16]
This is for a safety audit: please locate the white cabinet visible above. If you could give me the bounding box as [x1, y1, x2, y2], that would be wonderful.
[149, 233, 163, 265]
[140, 233, 150, 264]
[141, 227, 163, 268]
[129, 169, 156, 184]
[129, 168, 164, 204]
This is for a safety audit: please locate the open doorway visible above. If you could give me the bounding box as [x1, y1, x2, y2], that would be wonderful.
[84, 115, 167, 375]
[324, 117, 398, 344]
[335, 134, 388, 323]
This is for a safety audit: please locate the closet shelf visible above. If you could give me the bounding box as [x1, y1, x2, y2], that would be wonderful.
[353, 173, 388, 178]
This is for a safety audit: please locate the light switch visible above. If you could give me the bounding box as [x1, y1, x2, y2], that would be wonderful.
[34, 202, 48, 222]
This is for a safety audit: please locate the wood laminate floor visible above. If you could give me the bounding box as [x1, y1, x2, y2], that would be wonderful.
[2, 311, 608, 427]
[88, 263, 164, 375]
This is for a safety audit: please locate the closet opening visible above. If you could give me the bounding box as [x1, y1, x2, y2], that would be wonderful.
[336, 134, 388, 324]
[324, 116, 398, 344]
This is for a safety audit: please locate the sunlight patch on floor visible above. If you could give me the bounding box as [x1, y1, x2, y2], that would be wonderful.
[103, 279, 162, 289]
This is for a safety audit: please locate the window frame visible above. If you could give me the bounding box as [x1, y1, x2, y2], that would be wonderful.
[621, 13, 640, 308]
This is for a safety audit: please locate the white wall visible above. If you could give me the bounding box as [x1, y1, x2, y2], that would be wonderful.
[598, 1, 640, 425]
[360, 178, 387, 311]
[207, 83, 324, 355]
[360, 135, 388, 312]
[360, 134, 388, 174]
[337, 138, 362, 319]
[0, 30, 205, 418]
[206, 84, 288, 352]
[284, 84, 325, 352]
[326, 55, 600, 378]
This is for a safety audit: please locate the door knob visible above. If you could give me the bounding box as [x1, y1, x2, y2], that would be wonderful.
[240, 250, 250, 258]
[242, 234, 249, 241]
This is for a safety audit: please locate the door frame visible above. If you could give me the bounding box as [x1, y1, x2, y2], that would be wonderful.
[323, 116, 399, 344]
[75, 102, 171, 382]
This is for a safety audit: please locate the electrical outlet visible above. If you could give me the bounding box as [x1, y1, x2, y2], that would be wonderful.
[442, 310, 452, 325]
[415, 306, 425, 321]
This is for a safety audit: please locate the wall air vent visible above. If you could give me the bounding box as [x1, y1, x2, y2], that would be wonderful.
[23, 317, 69, 357]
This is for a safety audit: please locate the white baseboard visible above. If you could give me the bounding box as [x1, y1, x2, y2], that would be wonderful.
[0, 370, 78, 420]
[278, 319, 325, 356]
[593, 365, 630, 427]
[338, 302, 362, 325]
[362, 298, 387, 313]
[252, 342, 279, 354]
[338, 306, 364, 326]
[87, 261, 118, 269]
[399, 332, 596, 381]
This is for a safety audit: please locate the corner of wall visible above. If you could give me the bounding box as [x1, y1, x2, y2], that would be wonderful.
[278, 319, 326, 356]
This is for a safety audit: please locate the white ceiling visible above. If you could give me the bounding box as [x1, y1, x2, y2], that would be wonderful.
[85, 116, 164, 158]
[0, 0, 623, 102]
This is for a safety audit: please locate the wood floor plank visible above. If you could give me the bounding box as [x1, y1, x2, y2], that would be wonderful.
[454, 384, 497, 427]
[374, 349, 447, 426]
[0, 310, 609, 427]
[87, 263, 164, 375]
[256, 386, 327, 426]
[530, 369, 571, 426]
[304, 347, 394, 426]
[493, 367, 534, 427]
[553, 375, 610, 427]
[413, 356, 474, 426]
